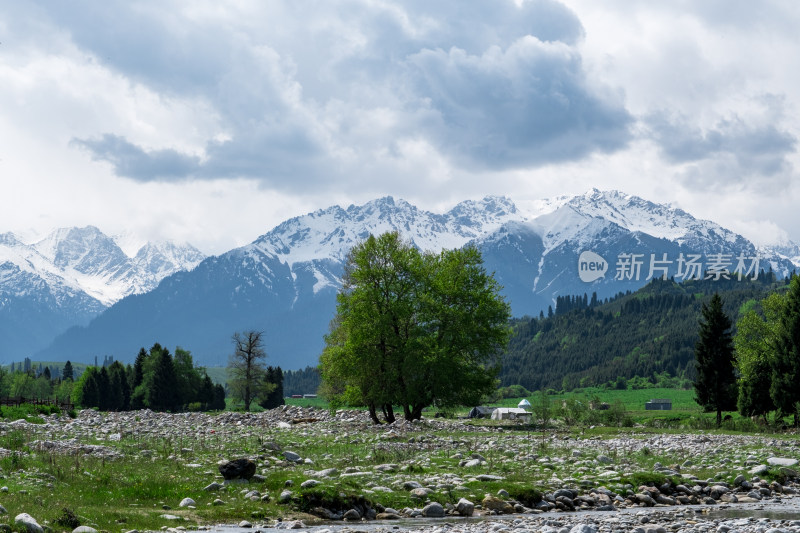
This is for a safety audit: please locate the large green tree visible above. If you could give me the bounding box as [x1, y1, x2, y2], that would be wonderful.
[734, 292, 783, 420]
[694, 293, 738, 427]
[320, 232, 510, 423]
[771, 276, 800, 426]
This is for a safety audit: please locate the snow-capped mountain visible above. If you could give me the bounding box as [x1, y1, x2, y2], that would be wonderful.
[35, 191, 800, 369]
[0, 227, 205, 360]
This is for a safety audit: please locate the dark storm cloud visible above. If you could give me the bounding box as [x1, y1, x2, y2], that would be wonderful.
[647, 108, 797, 188]
[52, 1, 632, 186]
[72, 134, 201, 181]
[404, 37, 632, 168]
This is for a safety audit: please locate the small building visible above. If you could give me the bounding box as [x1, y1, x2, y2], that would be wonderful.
[303, 394, 317, 399]
[468, 406, 496, 419]
[491, 407, 532, 422]
[645, 398, 672, 410]
[589, 400, 610, 410]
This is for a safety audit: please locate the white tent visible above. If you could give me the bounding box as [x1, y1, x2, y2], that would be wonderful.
[517, 399, 531, 409]
[491, 407, 532, 421]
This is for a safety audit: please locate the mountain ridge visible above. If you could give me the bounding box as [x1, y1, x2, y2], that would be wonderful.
[30, 190, 800, 369]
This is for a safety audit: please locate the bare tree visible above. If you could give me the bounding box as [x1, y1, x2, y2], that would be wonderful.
[228, 330, 270, 411]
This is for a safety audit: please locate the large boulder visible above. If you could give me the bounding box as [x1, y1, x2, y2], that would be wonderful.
[218, 458, 257, 480]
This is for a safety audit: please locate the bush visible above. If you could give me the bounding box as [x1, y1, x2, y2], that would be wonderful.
[54, 508, 80, 529]
[494, 384, 532, 400]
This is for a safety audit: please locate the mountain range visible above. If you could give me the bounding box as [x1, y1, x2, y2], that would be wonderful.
[0, 226, 205, 361]
[4, 189, 799, 369]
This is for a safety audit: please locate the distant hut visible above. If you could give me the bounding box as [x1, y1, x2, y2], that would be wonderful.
[645, 398, 672, 410]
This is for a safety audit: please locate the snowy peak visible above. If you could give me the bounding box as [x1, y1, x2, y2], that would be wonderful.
[133, 241, 205, 279]
[1, 226, 205, 307]
[34, 226, 130, 276]
[250, 195, 524, 266]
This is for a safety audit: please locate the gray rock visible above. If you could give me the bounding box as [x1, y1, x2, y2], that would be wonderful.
[456, 498, 475, 516]
[14, 514, 43, 533]
[403, 481, 423, 490]
[300, 479, 321, 488]
[279, 489, 293, 503]
[570, 525, 596, 533]
[768, 457, 798, 467]
[179, 497, 196, 507]
[475, 474, 504, 481]
[72, 528, 98, 533]
[284, 451, 302, 463]
[238, 520, 252, 528]
[316, 468, 339, 478]
[749, 465, 769, 476]
[422, 502, 445, 518]
[342, 509, 361, 520]
[410, 487, 433, 498]
[218, 458, 256, 480]
[203, 482, 224, 491]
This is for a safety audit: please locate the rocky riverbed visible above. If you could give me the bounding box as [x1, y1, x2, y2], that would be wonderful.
[2, 406, 800, 533]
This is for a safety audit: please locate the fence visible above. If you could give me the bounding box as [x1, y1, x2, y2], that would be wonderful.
[0, 396, 74, 411]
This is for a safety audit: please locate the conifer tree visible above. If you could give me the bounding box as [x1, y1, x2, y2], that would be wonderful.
[694, 293, 737, 427]
[62, 360, 74, 381]
[144, 346, 180, 412]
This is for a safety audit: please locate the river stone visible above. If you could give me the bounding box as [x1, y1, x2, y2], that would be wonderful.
[316, 468, 339, 478]
[218, 458, 256, 480]
[342, 509, 361, 520]
[403, 481, 423, 490]
[284, 451, 302, 463]
[301, 479, 321, 488]
[203, 482, 224, 491]
[73, 527, 98, 533]
[238, 520, 252, 528]
[768, 457, 798, 467]
[422, 502, 445, 517]
[411, 487, 433, 498]
[14, 514, 43, 533]
[482, 495, 514, 514]
[456, 498, 475, 516]
[570, 525, 596, 533]
[179, 497, 196, 507]
[475, 474, 504, 481]
[279, 490, 293, 503]
[749, 465, 769, 476]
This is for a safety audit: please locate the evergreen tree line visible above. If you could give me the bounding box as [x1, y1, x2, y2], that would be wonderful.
[71, 343, 226, 412]
[502, 275, 791, 392]
[282, 366, 321, 397]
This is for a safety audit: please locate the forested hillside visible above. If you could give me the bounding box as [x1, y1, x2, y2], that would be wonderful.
[501, 273, 791, 392]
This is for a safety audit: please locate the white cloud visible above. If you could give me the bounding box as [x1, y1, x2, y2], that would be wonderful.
[0, 0, 798, 253]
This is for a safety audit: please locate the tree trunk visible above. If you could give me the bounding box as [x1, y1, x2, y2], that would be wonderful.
[407, 404, 424, 421]
[716, 409, 721, 428]
[368, 403, 381, 424]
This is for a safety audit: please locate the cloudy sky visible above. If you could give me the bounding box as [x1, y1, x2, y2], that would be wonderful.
[2, 0, 798, 255]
